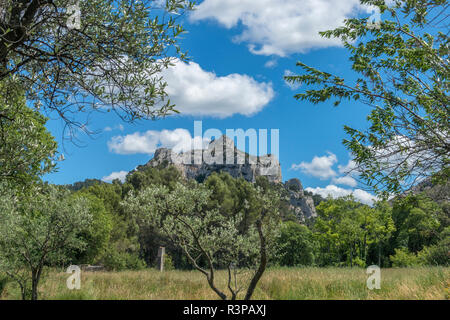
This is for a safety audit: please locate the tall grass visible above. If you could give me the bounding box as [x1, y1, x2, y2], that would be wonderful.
[1, 267, 448, 300]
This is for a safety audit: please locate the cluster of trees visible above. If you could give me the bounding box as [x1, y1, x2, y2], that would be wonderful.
[281, 193, 449, 269]
[0, 162, 285, 300]
[1, 156, 448, 299]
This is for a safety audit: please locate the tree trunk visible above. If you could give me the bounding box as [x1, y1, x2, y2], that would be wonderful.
[20, 284, 26, 300]
[31, 268, 42, 301]
[244, 219, 267, 300]
[363, 234, 367, 263]
[378, 242, 381, 267]
[350, 245, 353, 267]
[207, 274, 227, 300]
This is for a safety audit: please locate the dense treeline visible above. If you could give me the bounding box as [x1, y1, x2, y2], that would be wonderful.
[62, 166, 449, 270]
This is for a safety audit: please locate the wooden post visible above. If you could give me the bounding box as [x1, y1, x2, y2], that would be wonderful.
[157, 246, 165, 272]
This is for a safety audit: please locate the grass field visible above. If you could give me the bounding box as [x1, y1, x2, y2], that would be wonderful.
[1, 267, 449, 300]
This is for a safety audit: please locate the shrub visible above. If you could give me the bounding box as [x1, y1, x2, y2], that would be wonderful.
[390, 248, 421, 267]
[101, 248, 145, 271]
[277, 222, 316, 267]
[418, 245, 450, 266]
[163, 254, 175, 271]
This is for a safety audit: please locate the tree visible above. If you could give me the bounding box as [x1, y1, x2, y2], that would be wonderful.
[285, 0, 449, 195]
[0, 78, 57, 185]
[390, 194, 442, 254]
[123, 181, 281, 300]
[0, 185, 92, 300]
[314, 196, 394, 267]
[0, 0, 195, 135]
[277, 221, 316, 267]
[125, 165, 182, 192]
[72, 192, 113, 264]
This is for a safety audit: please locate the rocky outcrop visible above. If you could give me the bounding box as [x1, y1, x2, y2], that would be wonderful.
[284, 178, 317, 221]
[403, 177, 450, 204]
[146, 135, 282, 183]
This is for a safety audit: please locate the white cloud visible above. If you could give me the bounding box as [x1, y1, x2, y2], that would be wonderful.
[264, 59, 278, 68]
[291, 152, 337, 180]
[190, 0, 366, 56]
[338, 159, 357, 175]
[108, 128, 209, 155]
[161, 60, 274, 117]
[104, 124, 124, 132]
[102, 171, 128, 183]
[305, 185, 377, 205]
[332, 176, 357, 187]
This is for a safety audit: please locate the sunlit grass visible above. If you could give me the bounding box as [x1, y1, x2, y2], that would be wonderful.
[1, 267, 448, 300]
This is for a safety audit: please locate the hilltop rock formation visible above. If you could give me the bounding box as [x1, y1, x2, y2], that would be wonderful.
[283, 178, 317, 221]
[146, 135, 282, 183]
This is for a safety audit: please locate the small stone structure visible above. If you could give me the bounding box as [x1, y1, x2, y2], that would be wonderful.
[79, 264, 105, 272]
[157, 246, 165, 272]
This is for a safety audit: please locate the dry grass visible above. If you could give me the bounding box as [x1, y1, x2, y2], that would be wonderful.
[1, 267, 448, 300]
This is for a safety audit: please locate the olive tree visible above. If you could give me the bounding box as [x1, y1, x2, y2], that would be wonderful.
[0, 0, 195, 134]
[0, 78, 57, 186]
[0, 185, 92, 300]
[122, 182, 281, 300]
[285, 0, 449, 196]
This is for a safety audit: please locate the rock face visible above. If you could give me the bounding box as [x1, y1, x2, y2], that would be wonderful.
[147, 135, 282, 183]
[284, 178, 317, 221]
[145, 136, 316, 221]
[403, 177, 449, 204]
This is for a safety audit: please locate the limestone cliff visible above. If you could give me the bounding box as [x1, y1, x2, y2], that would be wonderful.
[283, 178, 317, 221]
[146, 135, 282, 183]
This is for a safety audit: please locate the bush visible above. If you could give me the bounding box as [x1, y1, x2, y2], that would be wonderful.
[101, 248, 145, 271]
[353, 257, 366, 268]
[390, 248, 421, 267]
[163, 254, 175, 271]
[418, 245, 450, 266]
[277, 222, 316, 267]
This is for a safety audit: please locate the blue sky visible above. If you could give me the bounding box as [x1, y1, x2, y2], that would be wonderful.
[44, 0, 384, 204]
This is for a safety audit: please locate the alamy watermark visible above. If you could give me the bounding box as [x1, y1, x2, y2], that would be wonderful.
[66, 265, 81, 290]
[67, 1, 81, 30]
[366, 265, 381, 290]
[367, 7, 381, 30]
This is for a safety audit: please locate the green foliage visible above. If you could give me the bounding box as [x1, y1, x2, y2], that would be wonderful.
[205, 172, 269, 231]
[417, 227, 450, 266]
[313, 196, 394, 267]
[101, 246, 146, 271]
[123, 181, 282, 300]
[286, 0, 449, 195]
[0, 185, 92, 299]
[164, 254, 175, 271]
[277, 222, 316, 267]
[390, 248, 421, 267]
[391, 194, 442, 254]
[0, 79, 57, 186]
[0, 0, 196, 132]
[0, 272, 8, 296]
[66, 179, 106, 192]
[72, 192, 113, 264]
[125, 165, 182, 192]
